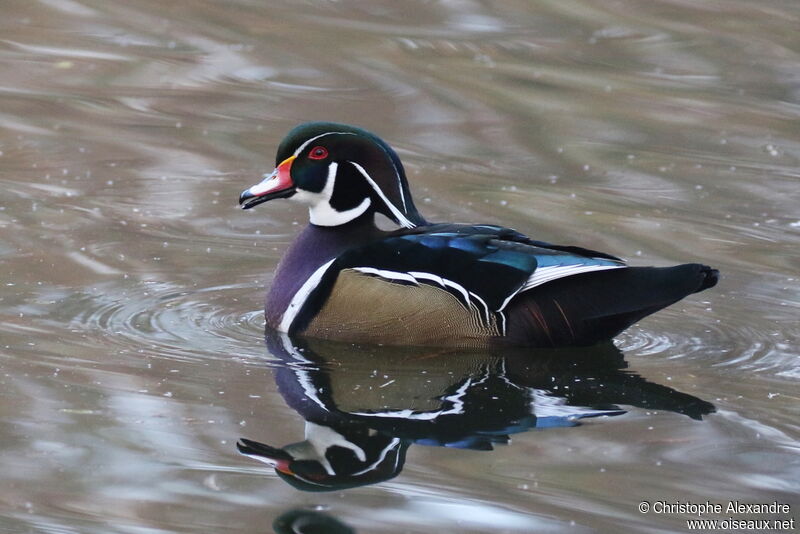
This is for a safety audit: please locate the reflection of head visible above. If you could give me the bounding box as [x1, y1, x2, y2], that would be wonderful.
[237, 422, 408, 492]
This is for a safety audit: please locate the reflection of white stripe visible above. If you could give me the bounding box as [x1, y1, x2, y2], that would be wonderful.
[351, 438, 401, 476]
[292, 132, 356, 157]
[240, 452, 281, 468]
[279, 334, 329, 412]
[280, 259, 336, 332]
[348, 161, 416, 229]
[303, 422, 366, 475]
[530, 388, 616, 418]
[351, 377, 473, 420]
[279, 332, 311, 363]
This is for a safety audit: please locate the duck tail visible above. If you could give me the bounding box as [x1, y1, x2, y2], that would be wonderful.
[695, 264, 720, 292]
[503, 264, 719, 347]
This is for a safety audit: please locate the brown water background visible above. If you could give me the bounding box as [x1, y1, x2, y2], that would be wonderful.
[1, 1, 798, 532]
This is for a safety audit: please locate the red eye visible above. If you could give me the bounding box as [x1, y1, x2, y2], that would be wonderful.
[308, 146, 328, 160]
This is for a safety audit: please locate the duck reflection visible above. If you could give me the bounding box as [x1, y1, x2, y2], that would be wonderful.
[238, 332, 714, 492]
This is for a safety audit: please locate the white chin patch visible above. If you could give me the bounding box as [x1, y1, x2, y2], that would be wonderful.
[293, 162, 372, 226]
[309, 197, 371, 226]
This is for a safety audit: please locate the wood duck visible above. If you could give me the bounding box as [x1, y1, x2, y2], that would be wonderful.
[239, 122, 719, 347]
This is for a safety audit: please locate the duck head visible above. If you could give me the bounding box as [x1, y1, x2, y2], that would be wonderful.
[239, 122, 426, 228]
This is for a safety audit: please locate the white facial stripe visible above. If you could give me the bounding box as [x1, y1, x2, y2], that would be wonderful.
[291, 132, 413, 226]
[348, 161, 416, 229]
[376, 146, 406, 212]
[294, 162, 372, 226]
[280, 259, 336, 332]
[292, 131, 357, 157]
[397, 175, 407, 211]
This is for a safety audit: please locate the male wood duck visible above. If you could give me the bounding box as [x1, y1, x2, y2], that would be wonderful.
[239, 122, 719, 347]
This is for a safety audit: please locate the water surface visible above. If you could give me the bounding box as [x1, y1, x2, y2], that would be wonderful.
[1, 1, 798, 532]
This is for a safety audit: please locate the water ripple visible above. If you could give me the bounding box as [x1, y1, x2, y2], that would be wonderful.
[57, 281, 266, 362]
[616, 313, 799, 379]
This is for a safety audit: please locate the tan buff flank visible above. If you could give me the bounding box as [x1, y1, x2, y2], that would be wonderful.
[305, 268, 499, 347]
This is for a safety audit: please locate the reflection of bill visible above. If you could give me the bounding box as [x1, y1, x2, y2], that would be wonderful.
[239, 332, 715, 492]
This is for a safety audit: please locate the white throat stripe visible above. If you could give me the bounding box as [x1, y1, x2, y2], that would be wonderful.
[297, 162, 371, 226]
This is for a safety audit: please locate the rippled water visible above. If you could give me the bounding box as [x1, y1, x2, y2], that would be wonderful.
[1, 1, 798, 532]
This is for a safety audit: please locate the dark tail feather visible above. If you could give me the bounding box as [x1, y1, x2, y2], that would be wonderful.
[504, 264, 719, 347]
[696, 265, 719, 292]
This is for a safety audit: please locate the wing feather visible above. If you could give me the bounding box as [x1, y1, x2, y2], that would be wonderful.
[293, 224, 626, 334]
